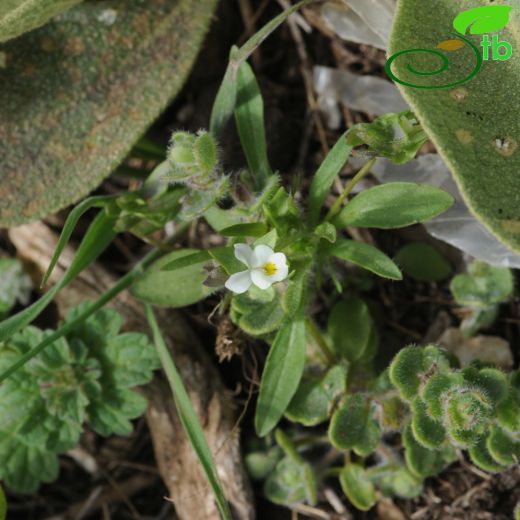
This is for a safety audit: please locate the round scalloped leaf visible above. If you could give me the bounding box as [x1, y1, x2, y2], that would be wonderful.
[339, 464, 376, 512]
[497, 393, 520, 433]
[421, 373, 462, 419]
[327, 297, 372, 362]
[264, 456, 317, 506]
[462, 367, 509, 407]
[487, 426, 520, 467]
[411, 397, 446, 448]
[0, 0, 217, 226]
[285, 365, 347, 426]
[388, 0, 520, 253]
[389, 346, 425, 400]
[352, 420, 381, 457]
[394, 242, 452, 282]
[469, 436, 509, 473]
[403, 423, 456, 478]
[329, 394, 369, 450]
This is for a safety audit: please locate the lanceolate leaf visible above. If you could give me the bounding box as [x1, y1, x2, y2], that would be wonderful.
[0, 0, 82, 43]
[235, 61, 272, 190]
[388, 0, 520, 253]
[334, 183, 453, 229]
[0, 0, 217, 226]
[308, 131, 352, 226]
[255, 318, 307, 437]
[326, 239, 402, 280]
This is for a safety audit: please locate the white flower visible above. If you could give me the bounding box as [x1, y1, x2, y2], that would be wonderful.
[225, 244, 289, 294]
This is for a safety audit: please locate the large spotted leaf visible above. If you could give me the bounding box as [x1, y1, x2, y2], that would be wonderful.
[0, 0, 83, 43]
[0, 0, 217, 227]
[388, 1, 520, 252]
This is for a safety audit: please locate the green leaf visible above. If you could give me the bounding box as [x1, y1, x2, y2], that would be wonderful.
[411, 397, 446, 448]
[132, 249, 215, 308]
[210, 1, 313, 137]
[162, 251, 211, 272]
[334, 183, 454, 229]
[254, 228, 278, 249]
[235, 297, 285, 336]
[327, 297, 372, 362]
[453, 6, 512, 35]
[388, 1, 520, 254]
[329, 394, 370, 450]
[255, 318, 307, 436]
[450, 261, 513, 308]
[209, 246, 247, 276]
[308, 130, 352, 226]
[235, 61, 271, 190]
[0, 210, 117, 341]
[339, 464, 376, 511]
[0, 0, 217, 226]
[285, 365, 347, 426]
[469, 436, 508, 473]
[394, 242, 452, 282]
[220, 223, 269, 237]
[0, 484, 5, 520]
[314, 222, 337, 243]
[264, 456, 318, 506]
[145, 305, 232, 520]
[326, 239, 402, 280]
[403, 423, 455, 478]
[0, 0, 82, 43]
[346, 111, 428, 164]
[0, 259, 31, 318]
[42, 195, 115, 286]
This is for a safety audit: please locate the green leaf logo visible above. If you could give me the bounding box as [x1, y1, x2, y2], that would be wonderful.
[453, 5, 512, 35]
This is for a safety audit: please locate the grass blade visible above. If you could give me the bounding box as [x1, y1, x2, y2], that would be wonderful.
[0, 210, 117, 341]
[144, 304, 232, 520]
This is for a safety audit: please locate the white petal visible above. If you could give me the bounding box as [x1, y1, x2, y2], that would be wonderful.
[251, 269, 274, 290]
[234, 243, 254, 267]
[251, 245, 274, 268]
[268, 253, 289, 282]
[225, 271, 252, 294]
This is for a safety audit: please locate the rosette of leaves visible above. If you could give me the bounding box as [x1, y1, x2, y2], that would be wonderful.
[0, 304, 159, 493]
[450, 261, 514, 337]
[390, 345, 520, 473]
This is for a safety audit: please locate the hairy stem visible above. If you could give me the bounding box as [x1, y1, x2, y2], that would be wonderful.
[324, 157, 377, 223]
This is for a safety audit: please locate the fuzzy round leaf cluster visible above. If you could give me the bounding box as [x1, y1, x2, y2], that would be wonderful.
[390, 345, 520, 472]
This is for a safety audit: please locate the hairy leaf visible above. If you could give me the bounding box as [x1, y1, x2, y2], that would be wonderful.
[0, 0, 82, 43]
[0, 0, 217, 226]
[255, 318, 307, 436]
[388, 0, 520, 253]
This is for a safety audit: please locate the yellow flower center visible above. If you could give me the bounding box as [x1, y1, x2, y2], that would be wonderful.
[263, 262, 277, 276]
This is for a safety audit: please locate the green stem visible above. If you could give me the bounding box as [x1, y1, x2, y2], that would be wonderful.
[0, 247, 163, 384]
[324, 158, 377, 223]
[305, 318, 335, 364]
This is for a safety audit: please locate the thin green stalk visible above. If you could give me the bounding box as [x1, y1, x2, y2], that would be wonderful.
[0, 247, 162, 384]
[305, 318, 335, 364]
[324, 158, 377, 223]
[145, 304, 232, 520]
